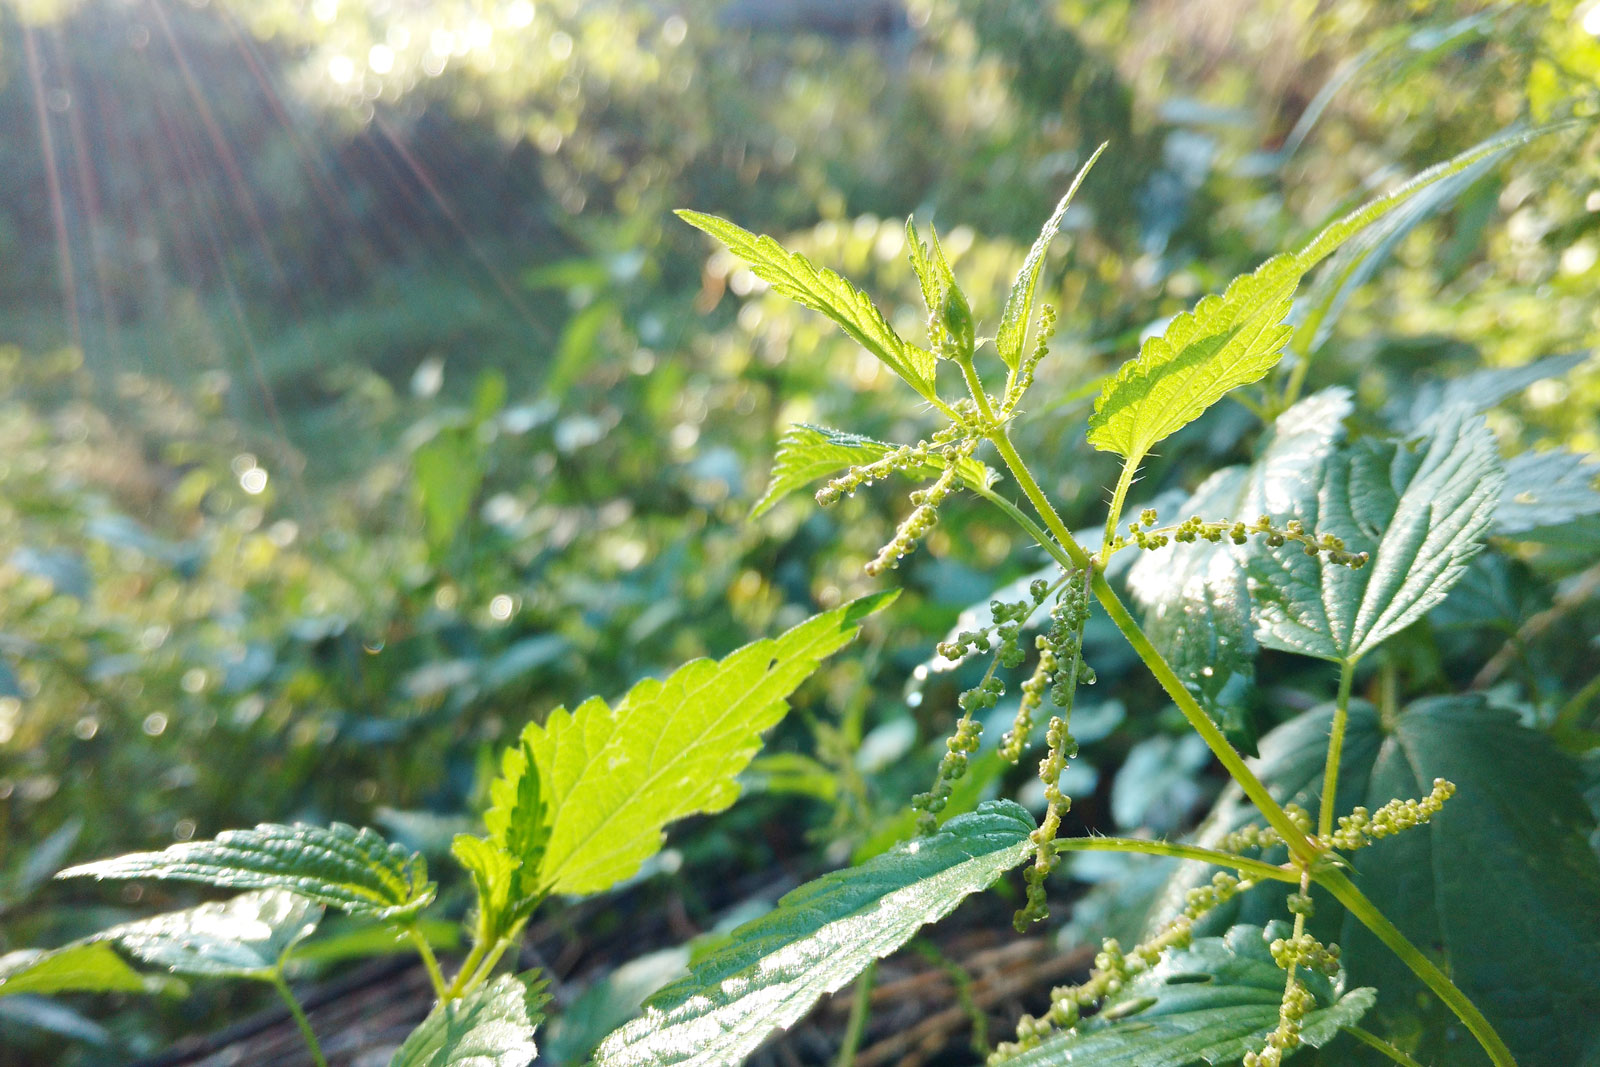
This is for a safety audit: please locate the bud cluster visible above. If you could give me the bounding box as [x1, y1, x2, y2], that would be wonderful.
[996, 872, 1250, 1060]
[1328, 778, 1455, 851]
[814, 420, 973, 508]
[1216, 803, 1314, 856]
[1243, 979, 1317, 1067]
[1000, 573, 1090, 762]
[938, 578, 1051, 668]
[1001, 303, 1059, 415]
[1114, 509, 1369, 569]
[911, 712, 987, 835]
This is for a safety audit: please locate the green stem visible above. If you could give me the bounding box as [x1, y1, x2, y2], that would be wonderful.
[1342, 1025, 1428, 1067]
[1100, 457, 1140, 558]
[407, 925, 449, 1001]
[983, 429, 1319, 864]
[1318, 868, 1516, 1067]
[957, 352, 998, 422]
[1320, 658, 1358, 842]
[1049, 836, 1299, 884]
[269, 973, 329, 1067]
[457, 917, 529, 997]
[835, 960, 877, 1067]
[445, 937, 489, 1000]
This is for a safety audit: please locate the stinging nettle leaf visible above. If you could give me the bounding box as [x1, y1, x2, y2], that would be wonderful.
[1003, 924, 1373, 1067]
[1244, 407, 1503, 662]
[494, 593, 897, 898]
[995, 143, 1106, 372]
[1087, 130, 1551, 466]
[391, 971, 549, 1067]
[1495, 448, 1600, 535]
[678, 211, 937, 398]
[60, 823, 435, 923]
[593, 800, 1036, 1067]
[751, 423, 999, 519]
[102, 889, 322, 980]
[0, 941, 172, 999]
[1390, 351, 1589, 432]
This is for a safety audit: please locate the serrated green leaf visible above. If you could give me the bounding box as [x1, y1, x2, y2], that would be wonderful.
[60, 823, 435, 923]
[0, 941, 168, 998]
[102, 889, 322, 980]
[677, 211, 937, 397]
[1172, 698, 1600, 1067]
[391, 971, 549, 1067]
[494, 593, 896, 897]
[751, 424, 998, 519]
[1087, 131, 1550, 465]
[594, 800, 1035, 1067]
[1243, 407, 1503, 662]
[1001, 924, 1372, 1067]
[995, 144, 1105, 371]
[1495, 448, 1600, 535]
[905, 218, 946, 353]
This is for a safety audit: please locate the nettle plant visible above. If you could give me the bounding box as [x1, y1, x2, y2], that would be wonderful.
[5, 129, 1599, 1067]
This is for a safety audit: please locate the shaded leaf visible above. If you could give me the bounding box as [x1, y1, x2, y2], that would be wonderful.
[1003, 924, 1373, 1066]
[1390, 351, 1588, 432]
[0, 941, 167, 998]
[594, 801, 1035, 1067]
[1495, 448, 1600, 535]
[1088, 131, 1550, 465]
[994, 145, 1105, 371]
[391, 971, 549, 1067]
[677, 211, 937, 397]
[61, 823, 435, 923]
[751, 424, 997, 520]
[104, 889, 322, 980]
[495, 593, 896, 897]
[1244, 408, 1503, 662]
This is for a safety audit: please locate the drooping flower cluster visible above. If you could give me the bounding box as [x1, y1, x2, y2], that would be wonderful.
[1112, 509, 1369, 569]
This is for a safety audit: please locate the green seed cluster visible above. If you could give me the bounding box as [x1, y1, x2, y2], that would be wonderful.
[815, 421, 972, 508]
[1000, 575, 1089, 762]
[937, 580, 1050, 667]
[996, 872, 1249, 1060]
[1115, 510, 1369, 569]
[1012, 575, 1093, 929]
[1001, 303, 1058, 415]
[1270, 932, 1341, 977]
[912, 713, 987, 835]
[1216, 804, 1314, 856]
[1328, 778, 1455, 851]
[1243, 980, 1317, 1067]
[865, 464, 959, 576]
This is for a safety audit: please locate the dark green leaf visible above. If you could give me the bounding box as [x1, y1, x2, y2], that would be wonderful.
[61, 823, 435, 923]
[1495, 448, 1600, 535]
[1004, 924, 1373, 1066]
[1244, 408, 1503, 662]
[594, 801, 1036, 1067]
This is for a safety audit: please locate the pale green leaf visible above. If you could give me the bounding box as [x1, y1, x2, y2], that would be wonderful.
[1391, 351, 1588, 431]
[497, 593, 896, 897]
[103, 889, 322, 980]
[414, 428, 484, 556]
[594, 800, 1036, 1067]
[751, 424, 998, 519]
[391, 971, 549, 1067]
[677, 211, 937, 397]
[1003, 924, 1373, 1066]
[1244, 407, 1503, 661]
[451, 834, 523, 940]
[0, 941, 168, 998]
[905, 218, 944, 351]
[1495, 448, 1600, 535]
[60, 822, 435, 923]
[1087, 131, 1550, 464]
[995, 143, 1105, 371]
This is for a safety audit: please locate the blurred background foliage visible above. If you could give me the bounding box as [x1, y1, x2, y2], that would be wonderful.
[0, 0, 1598, 1061]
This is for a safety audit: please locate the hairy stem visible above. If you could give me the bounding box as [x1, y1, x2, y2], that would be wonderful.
[458, 917, 528, 997]
[1342, 1025, 1428, 1067]
[1049, 836, 1299, 883]
[1318, 868, 1516, 1067]
[1320, 658, 1358, 842]
[1100, 457, 1140, 559]
[269, 973, 329, 1067]
[445, 936, 489, 1000]
[983, 429, 1319, 863]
